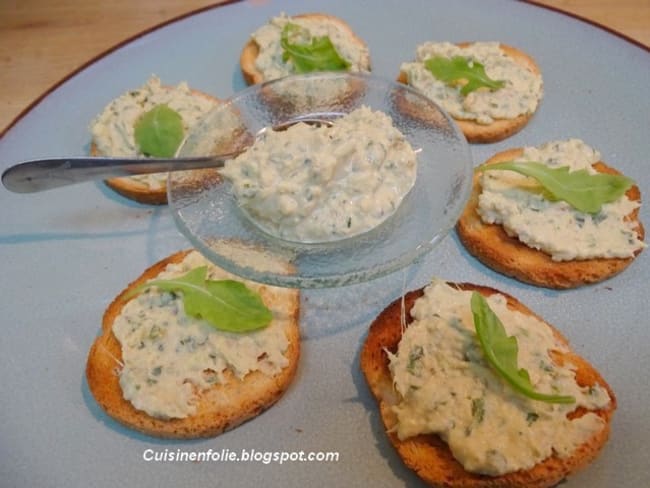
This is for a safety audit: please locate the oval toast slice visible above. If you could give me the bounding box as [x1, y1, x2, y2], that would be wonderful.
[398, 43, 541, 143]
[86, 249, 300, 438]
[456, 148, 645, 288]
[360, 283, 616, 487]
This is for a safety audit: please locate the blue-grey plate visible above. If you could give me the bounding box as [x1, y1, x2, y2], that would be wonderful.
[0, 1, 648, 487]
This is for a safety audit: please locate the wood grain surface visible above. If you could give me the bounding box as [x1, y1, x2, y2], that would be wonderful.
[0, 0, 648, 135]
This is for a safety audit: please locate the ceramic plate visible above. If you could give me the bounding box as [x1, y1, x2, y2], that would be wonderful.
[0, 1, 648, 487]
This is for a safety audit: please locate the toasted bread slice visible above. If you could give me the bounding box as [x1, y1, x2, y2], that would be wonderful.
[86, 249, 300, 438]
[456, 148, 645, 288]
[360, 283, 616, 488]
[92, 84, 219, 205]
[398, 43, 541, 143]
[240, 13, 370, 85]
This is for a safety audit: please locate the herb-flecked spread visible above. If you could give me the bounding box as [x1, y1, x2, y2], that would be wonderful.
[477, 139, 645, 261]
[401, 42, 542, 124]
[251, 13, 370, 81]
[389, 280, 611, 475]
[220, 106, 417, 243]
[90, 76, 217, 189]
[112, 251, 291, 419]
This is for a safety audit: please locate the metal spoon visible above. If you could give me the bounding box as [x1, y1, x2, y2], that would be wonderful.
[1, 154, 239, 193]
[1, 118, 334, 194]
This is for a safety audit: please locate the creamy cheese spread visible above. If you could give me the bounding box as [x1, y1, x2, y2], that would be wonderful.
[90, 76, 217, 189]
[477, 139, 645, 261]
[251, 13, 370, 81]
[389, 280, 611, 475]
[111, 251, 292, 419]
[401, 42, 542, 124]
[220, 106, 417, 243]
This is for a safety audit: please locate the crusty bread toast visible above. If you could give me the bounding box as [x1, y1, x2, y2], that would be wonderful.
[93, 87, 219, 205]
[86, 249, 300, 439]
[456, 148, 645, 288]
[360, 283, 616, 488]
[240, 13, 370, 85]
[398, 43, 541, 143]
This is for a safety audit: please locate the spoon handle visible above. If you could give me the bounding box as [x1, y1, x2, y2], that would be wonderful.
[1, 155, 234, 193]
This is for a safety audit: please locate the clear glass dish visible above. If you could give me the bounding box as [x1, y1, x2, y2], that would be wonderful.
[169, 72, 473, 288]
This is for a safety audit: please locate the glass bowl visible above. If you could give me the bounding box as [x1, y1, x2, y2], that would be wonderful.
[169, 72, 473, 288]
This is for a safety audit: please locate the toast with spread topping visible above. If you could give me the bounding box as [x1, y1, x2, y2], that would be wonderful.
[360, 282, 616, 488]
[398, 42, 542, 143]
[90, 77, 219, 205]
[456, 147, 645, 288]
[85, 249, 300, 438]
[240, 12, 371, 85]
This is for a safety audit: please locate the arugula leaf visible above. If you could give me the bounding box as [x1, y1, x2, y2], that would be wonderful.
[134, 104, 184, 157]
[470, 292, 575, 404]
[424, 56, 505, 96]
[133, 266, 273, 333]
[280, 23, 351, 73]
[478, 161, 634, 214]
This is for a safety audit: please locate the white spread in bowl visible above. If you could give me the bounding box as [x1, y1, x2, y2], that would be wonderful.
[220, 106, 417, 243]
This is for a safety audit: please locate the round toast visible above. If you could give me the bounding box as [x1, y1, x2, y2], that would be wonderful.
[398, 43, 541, 143]
[360, 283, 616, 488]
[456, 148, 645, 288]
[92, 86, 219, 205]
[86, 249, 300, 439]
[240, 13, 371, 85]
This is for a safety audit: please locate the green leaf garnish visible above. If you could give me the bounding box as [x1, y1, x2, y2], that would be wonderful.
[132, 266, 273, 333]
[424, 55, 505, 96]
[478, 161, 634, 214]
[280, 23, 351, 73]
[134, 104, 184, 157]
[470, 292, 575, 404]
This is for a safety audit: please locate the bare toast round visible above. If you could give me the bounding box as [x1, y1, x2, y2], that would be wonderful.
[85, 249, 300, 439]
[240, 12, 371, 85]
[456, 148, 645, 288]
[398, 43, 541, 143]
[360, 283, 616, 488]
[93, 87, 219, 205]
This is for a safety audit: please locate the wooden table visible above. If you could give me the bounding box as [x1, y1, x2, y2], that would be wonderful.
[0, 0, 648, 135]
